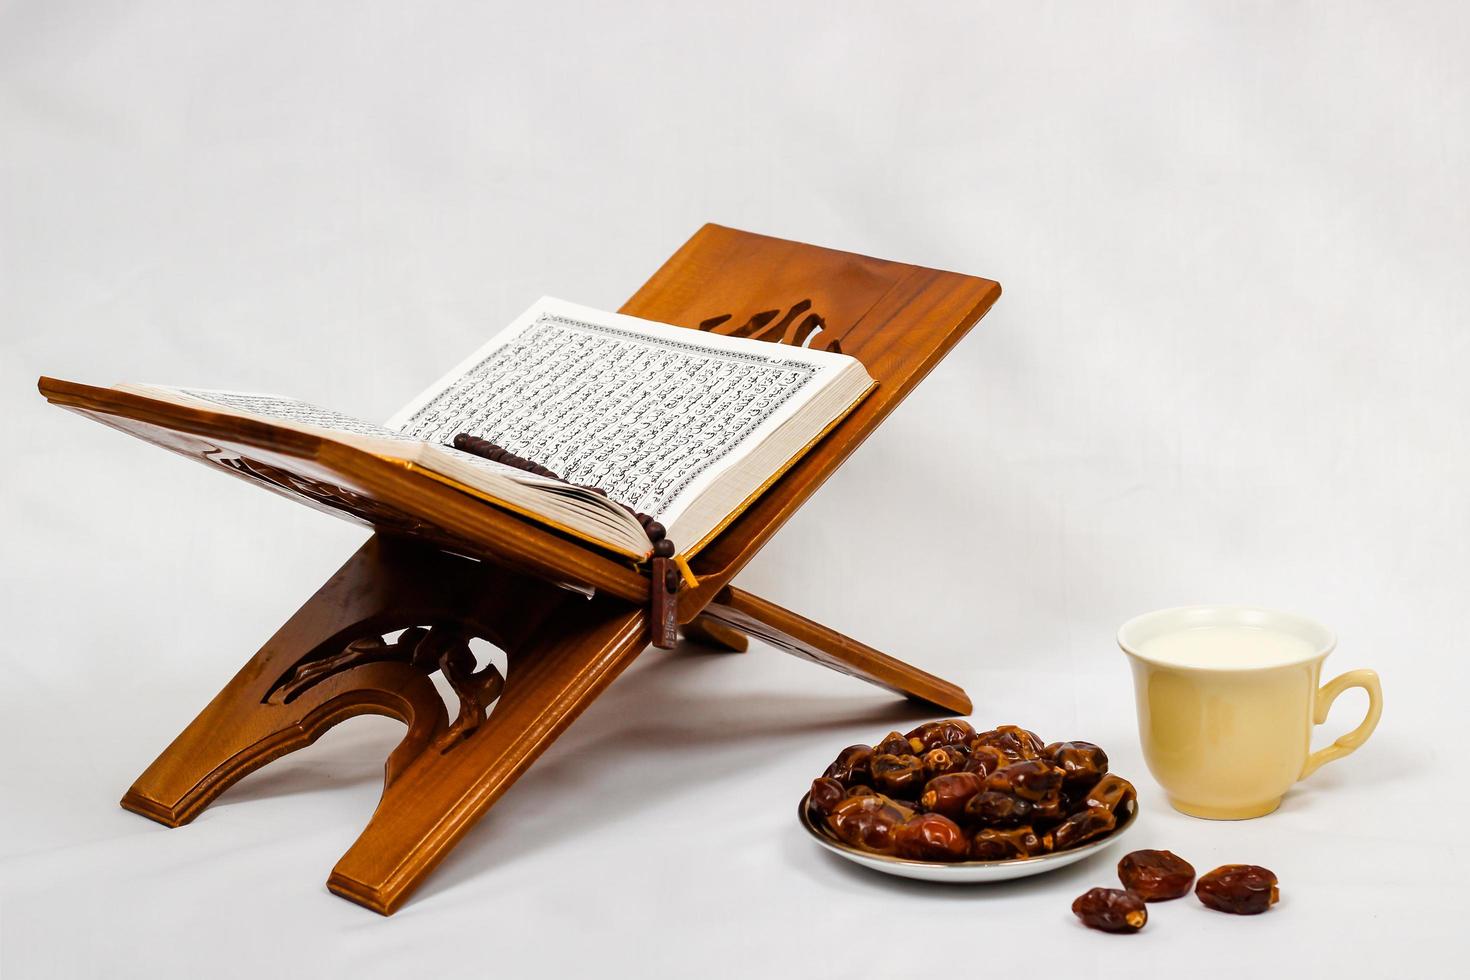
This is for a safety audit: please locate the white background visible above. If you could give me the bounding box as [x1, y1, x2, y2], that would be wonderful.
[2, 2, 1466, 976]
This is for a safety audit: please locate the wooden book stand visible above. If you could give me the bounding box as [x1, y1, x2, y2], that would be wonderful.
[39, 225, 1001, 914]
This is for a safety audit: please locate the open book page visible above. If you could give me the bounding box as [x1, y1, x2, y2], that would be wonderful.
[387, 298, 858, 531]
[112, 383, 656, 557]
[108, 298, 870, 561]
[167, 389, 416, 443]
[113, 385, 432, 459]
[122, 385, 598, 490]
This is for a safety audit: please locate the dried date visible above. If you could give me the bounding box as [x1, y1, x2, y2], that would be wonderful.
[1196, 865, 1279, 915]
[825, 794, 914, 854]
[893, 813, 970, 861]
[1071, 887, 1147, 933]
[1051, 806, 1115, 850]
[870, 753, 927, 799]
[874, 730, 915, 757]
[971, 824, 1050, 860]
[921, 744, 969, 778]
[1117, 850, 1195, 901]
[1082, 774, 1137, 815]
[1044, 740, 1109, 793]
[985, 761, 1066, 822]
[973, 724, 1045, 763]
[964, 789, 1033, 827]
[919, 771, 986, 820]
[807, 777, 847, 819]
[986, 760, 1065, 799]
[823, 744, 873, 787]
[907, 719, 977, 752]
[962, 744, 1008, 778]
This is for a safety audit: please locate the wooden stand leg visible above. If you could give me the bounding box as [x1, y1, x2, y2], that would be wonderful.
[327, 598, 647, 914]
[680, 614, 749, 652]
[121, 536, 482, 826]
[120, 533, 648, 914]
[119, 539, 966, 915]
[696, 586, 972, 715]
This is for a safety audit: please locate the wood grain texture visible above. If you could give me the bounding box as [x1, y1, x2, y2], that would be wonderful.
[37, 379, 650, 604]
[121, 534, 647, 915]
[328, 593, 647, 914]
[618, 224, 1001, 617]
[700, 586, 973, 715]
[41, 225, 999, 913]
[680, 614, 750, 653]
[120, 536, 562, 826]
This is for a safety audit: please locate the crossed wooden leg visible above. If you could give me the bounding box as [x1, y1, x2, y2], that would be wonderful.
[121, 535, 968, 913]
[691, 587, 972, 714]
[326, 599, 646, 912]
[679, 614, 749, 652]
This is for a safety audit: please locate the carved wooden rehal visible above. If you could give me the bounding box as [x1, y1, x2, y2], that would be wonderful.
[38, 224, 1001, 914]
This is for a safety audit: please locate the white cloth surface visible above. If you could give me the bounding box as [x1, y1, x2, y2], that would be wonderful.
[1, 2, 1465, 976]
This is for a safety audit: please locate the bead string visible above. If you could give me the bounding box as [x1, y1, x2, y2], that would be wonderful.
[452, 433, 681, 590]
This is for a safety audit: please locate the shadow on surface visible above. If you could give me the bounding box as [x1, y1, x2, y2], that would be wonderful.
[408, 641, 941, 905]
[158, 636, 949, 910]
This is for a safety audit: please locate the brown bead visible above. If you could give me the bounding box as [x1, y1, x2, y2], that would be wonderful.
[893, 813, 970, 861]
[1117, 850, 1196, 901]
[1196, 865, 1279, 914]
[652, 538, 676, 558]
[644, 521, 667, 542]
[1072, 887, 1147, 933]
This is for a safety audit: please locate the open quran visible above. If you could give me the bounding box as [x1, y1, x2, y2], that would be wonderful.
[108, 298, 875, 561]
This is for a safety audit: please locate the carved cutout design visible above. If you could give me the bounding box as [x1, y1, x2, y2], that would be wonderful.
[268, 623, 507, 754]
[270, 627, 431, 704]
[207, 450, 439, 538]
[698, 299, 843, 353]
[431, 632, 507, 749]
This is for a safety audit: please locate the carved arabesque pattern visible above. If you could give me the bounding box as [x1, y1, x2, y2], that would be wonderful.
[269, 623, 508, 753]
[698, 298, 843, 352]
[207, 451, 439, 537]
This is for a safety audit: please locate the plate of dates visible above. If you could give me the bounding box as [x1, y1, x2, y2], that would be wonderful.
[800, 721, 1139, 882]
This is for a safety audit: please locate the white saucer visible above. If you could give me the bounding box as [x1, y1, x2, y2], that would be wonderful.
[799, 795, 1138, 882]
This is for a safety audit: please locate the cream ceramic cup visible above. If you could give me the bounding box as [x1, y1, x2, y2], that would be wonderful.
[1118, 606, 1382, 819]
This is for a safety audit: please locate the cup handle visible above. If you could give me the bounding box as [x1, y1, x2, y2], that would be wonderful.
[1299, 669, 1383, 780]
